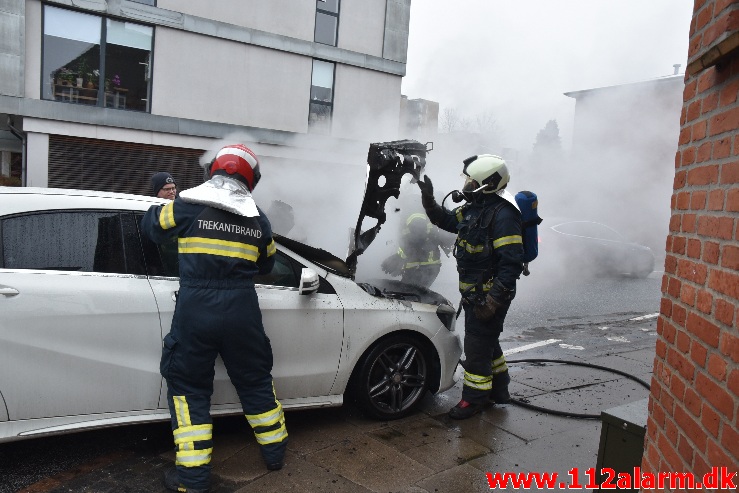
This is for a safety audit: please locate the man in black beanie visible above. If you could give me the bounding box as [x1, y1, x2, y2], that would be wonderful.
[151, 172, 177, 199]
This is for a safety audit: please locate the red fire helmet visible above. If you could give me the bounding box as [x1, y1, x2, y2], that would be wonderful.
[210, 144, 261, 191]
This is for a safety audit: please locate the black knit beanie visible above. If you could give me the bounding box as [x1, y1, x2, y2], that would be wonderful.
[151, 172, 176, 196]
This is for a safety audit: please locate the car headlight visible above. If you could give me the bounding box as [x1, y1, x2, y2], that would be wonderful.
[436, 304, 457, 332]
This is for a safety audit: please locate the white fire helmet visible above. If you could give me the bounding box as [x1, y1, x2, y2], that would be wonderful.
[462, 154, 510, 194]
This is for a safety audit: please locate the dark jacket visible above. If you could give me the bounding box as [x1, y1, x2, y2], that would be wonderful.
[425, 193, 524, 304]
[141, 198, 275, 283]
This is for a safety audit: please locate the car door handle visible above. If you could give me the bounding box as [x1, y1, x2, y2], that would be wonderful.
[0, 286, 19, 297]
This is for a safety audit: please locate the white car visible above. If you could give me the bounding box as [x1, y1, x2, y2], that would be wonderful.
[0, 186, 461, 443]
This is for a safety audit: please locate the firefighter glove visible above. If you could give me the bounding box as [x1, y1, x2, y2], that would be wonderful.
[381, 254, 404, 276]
[418, 175, 436, 209]
[473, 294, 502, 321]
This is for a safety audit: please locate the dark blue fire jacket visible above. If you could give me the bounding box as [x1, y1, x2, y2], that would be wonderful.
[425, 193, 523, 304]
[141, 199, 276, 281]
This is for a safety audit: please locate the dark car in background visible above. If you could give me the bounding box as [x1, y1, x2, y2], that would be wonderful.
[540, 218, 655, 279]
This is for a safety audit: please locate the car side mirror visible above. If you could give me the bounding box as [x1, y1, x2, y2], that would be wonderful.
[298, 268, 320, 295]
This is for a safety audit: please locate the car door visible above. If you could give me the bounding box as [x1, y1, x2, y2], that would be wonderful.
[252, 252, 344, 401]
[0, 210, 162, 420]
[145, 236, 344, 407]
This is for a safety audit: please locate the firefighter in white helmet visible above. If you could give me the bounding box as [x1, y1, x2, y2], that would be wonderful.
[418, 154, 524, 419]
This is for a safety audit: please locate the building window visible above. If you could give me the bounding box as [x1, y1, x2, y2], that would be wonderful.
[315, 0, 339, 46]
[42, 5, 153, 112]
[309, 60, 335, 134]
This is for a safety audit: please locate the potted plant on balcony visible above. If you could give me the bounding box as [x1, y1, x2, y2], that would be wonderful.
[74, 59, 90, 87]
[105, 74, 121, 91]
[86, 69, 100, 89]
[56, 67, 76, 86]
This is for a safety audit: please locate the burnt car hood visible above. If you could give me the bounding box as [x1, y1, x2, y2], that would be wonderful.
[345, 139, 431, 274]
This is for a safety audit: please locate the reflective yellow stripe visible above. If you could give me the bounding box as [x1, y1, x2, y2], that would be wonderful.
[456, 209, 464, 222]
[158, 202, 176, 230]
[397, 247, 407, 259]
[246, 403, 284, 428]
[255, 421, 288, 445]
[463, 371, 492, 391]
[405, 249, 441, 268]
[406, 213, 427, 225]
[173, 424, 213, 445]
[457, 239, 484, 254]
[459, 280, 494, 293]
[179, 237, 259, 261]
[491, 355, 508, 374]
[266, 239, 276, 257]
[405, 259, 442, 268]
[173, 396, 193, 451]
[173, 396, 192, 427]
[175, 447, 213, 467]
[493, 235, 523, 249]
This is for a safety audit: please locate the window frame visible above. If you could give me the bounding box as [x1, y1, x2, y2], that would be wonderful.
[314, 0, 340, 46]
[0, 209, 146, 276]
[308, 59, 336, 134]
[41, 5, 155, 113]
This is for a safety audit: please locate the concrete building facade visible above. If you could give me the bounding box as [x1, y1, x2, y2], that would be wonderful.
[642, 0, 738, 483]
[562, 74, 685, 256]
[0, 0, 413, 194]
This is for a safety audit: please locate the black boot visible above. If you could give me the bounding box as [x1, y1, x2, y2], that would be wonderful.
[448, 399, 485, 419]
[261, 441, 286, 471]
[163, 467, 209, 493]
[489, 370, 511, 404]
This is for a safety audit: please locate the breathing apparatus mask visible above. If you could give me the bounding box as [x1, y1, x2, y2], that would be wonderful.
[450, 178, 488, 203]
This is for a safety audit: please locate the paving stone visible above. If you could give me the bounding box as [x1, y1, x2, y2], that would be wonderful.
[415, 463, 517, 493]
[231, 454, 372, 493]
[442, 415, 527, 453]
[213, 440, 270, 483]
[371, 416, 461, 452]
[478, 406, 587, 442]
[305, 434, 434, 492]
[487, 421, 603, 491]
[282, 407, 375, 455]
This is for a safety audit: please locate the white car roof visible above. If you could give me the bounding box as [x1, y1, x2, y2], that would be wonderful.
[0, 186, 166, 215]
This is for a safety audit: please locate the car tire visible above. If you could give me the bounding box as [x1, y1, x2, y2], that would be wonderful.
[352, 334, 430, 420]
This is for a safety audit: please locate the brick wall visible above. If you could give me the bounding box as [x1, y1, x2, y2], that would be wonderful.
[642, 0, 739, 483]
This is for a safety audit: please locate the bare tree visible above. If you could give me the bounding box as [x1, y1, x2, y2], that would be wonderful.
[459, 117, 473, 132]
[439, 107, 459, 133]
[474, 111, 497, 136]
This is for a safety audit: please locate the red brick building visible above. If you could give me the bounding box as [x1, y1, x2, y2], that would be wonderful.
[642, 0, 739, 485]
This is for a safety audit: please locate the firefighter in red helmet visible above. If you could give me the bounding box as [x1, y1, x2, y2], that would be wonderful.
[142, 144, 287, 492]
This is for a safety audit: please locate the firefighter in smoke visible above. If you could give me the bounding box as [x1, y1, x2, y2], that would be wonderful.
[417, 154, 523, 419]
[142, 144, 287, 492]
[381, 210, 451, 289]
